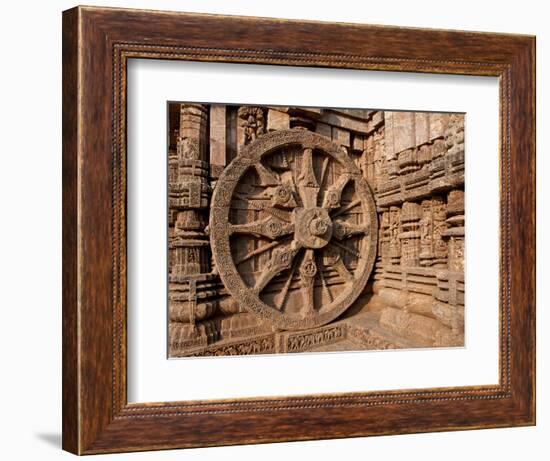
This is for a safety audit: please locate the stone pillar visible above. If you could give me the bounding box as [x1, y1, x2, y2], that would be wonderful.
[419, 199, 434, 265]
[399, 202, 421, 267]
[445, 114, 465, 158]
[388, 206, 401, 266]
[170, 104, 211, 281]
[360, 134, 375, 184]
[209, 104, 227, 173]
[432, 189, 465, 346]
[372, 209, 389, 292]
[379, 211, 390, 266]
[419, 196, 447, 267]
[168, 104, 218, 355]
[444, 190, 464, 272]
[432, 196, 448, 267]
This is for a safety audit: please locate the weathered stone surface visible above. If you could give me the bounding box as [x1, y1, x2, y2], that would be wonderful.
[319, 110, 369, 133]
[267, 108, 290, 132]
[379, 307, 441, 345]
[167, 103, 465, 357]
[315, 122, 332, 139]
[388, 111, 415, 155]
[209, 104, 226, 167]
[377, 288, 435, 317]
[371, 111, 384, 129]
[429, 113, 448, 140]
[384, 112, 395, 158]
[329, 108, 371, 120]
[415, 112, 430, 146]
[332, 126, 351, 147]
[352, 134, 365, 152]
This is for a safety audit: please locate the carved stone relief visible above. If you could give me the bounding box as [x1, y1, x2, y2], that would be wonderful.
[167, 104, 465, 357]
[210, 130, 378, 331]
[238, 106, 266, 146]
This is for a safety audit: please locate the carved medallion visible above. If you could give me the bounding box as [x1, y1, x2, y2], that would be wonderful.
[210, 129, 378, 331]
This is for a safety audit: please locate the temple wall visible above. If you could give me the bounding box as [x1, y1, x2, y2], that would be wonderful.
[167, 104, 465, 356]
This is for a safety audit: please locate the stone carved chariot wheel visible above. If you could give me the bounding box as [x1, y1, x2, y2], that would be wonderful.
[210, 129, 378, 330]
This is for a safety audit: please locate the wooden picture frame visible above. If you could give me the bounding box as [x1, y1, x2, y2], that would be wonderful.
[62, 5, 535, 455]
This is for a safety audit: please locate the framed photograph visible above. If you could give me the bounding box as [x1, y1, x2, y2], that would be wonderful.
[62, 5, 535, 455]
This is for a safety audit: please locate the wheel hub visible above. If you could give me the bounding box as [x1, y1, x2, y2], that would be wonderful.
[295, 207, 333, 249]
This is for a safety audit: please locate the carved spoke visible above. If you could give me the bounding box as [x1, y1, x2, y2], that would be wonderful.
[331, 198, 361, 218]
[319, 155, 330, 195]
[332, 219, 369, 240]
[297, 147, 320, 209]
[254, 162, 281, 186]
[322, 173, 351, 209]
[234, 184, 270, 200]
[299, 249, 317, 315]
[233, 192, 291, 223]
[253, 241, 301, 293]
[268, 182, 298, 209]
[330, 240, 362, 259]
[235, 240, 283, 265]
[230, 217, 294, 240]
[334, 259, 353, 283]
[323, 247, 354, 284]
[275, 260, 297, 310]
[317, 254, 333, 303]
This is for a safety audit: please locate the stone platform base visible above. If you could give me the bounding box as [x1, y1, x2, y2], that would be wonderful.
[171, 307, 432, 358]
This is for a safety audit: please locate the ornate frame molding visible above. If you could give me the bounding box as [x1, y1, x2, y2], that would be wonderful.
[63, 6, 535, 454]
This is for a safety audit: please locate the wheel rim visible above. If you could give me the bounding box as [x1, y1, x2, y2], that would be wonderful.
[210, 129, 378, 331]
